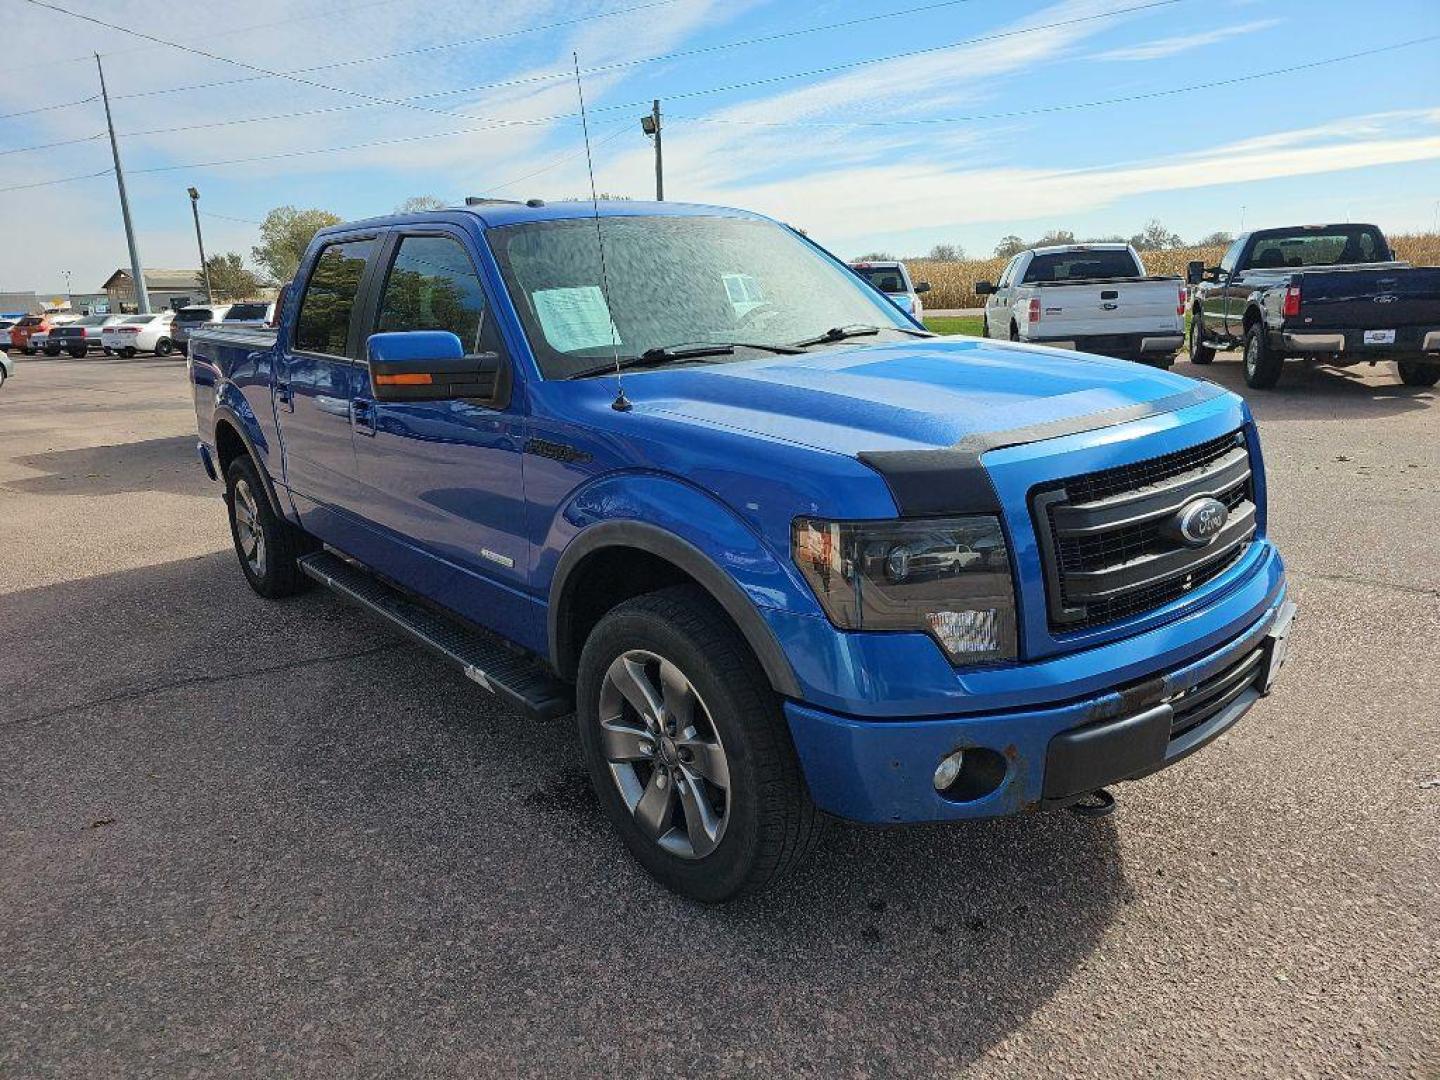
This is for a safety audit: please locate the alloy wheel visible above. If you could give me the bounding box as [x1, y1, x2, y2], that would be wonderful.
[232, 477, 267, 577]
[597, 649, 731, 859]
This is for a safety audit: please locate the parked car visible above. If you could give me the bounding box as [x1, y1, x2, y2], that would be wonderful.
[0, 317, 17, 345]
[0, 348, 12, 387]
[10, 312, 76, 355]
[172, 303, 232, 355]
[189, 201, 1294, 902]
[102, 311, 178, 357]
[976, 244, 1186, 367]
[47, 314, 120, 358]
[1186, 223, 1440, 388]
[850, 260, 930, 320]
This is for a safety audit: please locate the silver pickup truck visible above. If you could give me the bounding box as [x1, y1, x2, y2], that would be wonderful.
[976, 244, 1186, 367]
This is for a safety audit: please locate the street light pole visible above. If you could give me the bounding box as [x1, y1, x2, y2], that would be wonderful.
[189, 187, 213, 303]
[96, 53, 150, 314]
[640, 100, 663, 201]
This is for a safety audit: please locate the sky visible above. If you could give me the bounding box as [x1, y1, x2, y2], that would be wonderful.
[1, 0, 1438, 295]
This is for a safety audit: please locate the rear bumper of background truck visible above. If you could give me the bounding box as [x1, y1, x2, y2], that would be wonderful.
[1275, 326, 1440, 359]
[786, 584, 1294, 824]
[1028, 331, 1183, 360]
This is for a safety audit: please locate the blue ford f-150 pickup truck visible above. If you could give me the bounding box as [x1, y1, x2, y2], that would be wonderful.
[189, 200, 1295, 901]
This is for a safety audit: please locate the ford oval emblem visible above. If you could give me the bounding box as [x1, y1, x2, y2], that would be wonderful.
[1373, 294, 1398, 304]
[1172, 497, 1229, 548]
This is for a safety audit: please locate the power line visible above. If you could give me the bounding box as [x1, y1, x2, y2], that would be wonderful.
[665, 33, 1440, 128]
[0, 93, 98, 120]
[0, 133, 104, 157]
[0, 166, 112, 194]
[105, 0, 1172, 144]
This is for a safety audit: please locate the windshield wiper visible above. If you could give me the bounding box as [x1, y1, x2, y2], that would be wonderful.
[566, 340, 805, 380]
[791, 323, 934, 347]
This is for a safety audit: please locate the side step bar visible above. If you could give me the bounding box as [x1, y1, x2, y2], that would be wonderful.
[297, 550, 574, 721]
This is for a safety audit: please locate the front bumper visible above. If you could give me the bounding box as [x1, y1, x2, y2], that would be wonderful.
[786, 588, 1294, 823]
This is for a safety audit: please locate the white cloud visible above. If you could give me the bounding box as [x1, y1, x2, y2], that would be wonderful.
[1091, 18, 1280, 61]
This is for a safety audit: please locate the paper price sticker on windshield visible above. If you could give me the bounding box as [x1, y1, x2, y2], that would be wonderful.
[533, 286, 621, 353]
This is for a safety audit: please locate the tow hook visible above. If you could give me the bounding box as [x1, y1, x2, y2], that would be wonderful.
[1068, 788, 1116, 819]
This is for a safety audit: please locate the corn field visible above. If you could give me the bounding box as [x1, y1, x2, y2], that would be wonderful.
[907, 232, 1440, 310]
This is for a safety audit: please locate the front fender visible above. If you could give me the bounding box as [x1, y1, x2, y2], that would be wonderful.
[542, 472, 820, 698]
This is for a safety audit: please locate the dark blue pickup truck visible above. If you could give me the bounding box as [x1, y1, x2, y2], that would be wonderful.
[190, 200, 1295, 901]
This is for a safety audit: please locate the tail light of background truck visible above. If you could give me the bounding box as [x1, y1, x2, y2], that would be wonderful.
[1283, 284, 1302, 318]
[1027, 297, 1041, 323]
[1178, 287, 1187, 316]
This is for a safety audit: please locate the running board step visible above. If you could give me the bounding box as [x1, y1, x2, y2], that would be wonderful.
[298, 550, 573, 721]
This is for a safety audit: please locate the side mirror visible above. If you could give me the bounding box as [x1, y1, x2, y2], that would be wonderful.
[974, 281, 995, 296]
[1186, 261, 1206, 285]
[367, 330, 499, 402]
[914, 281, 931, 294]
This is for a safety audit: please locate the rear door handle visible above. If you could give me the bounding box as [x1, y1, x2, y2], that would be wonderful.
[351, 397, 377, 436]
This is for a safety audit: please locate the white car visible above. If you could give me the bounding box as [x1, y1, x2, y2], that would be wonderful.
[0, 348, 13, 387]
[976, 244, 1186, 367]
[102, 311, 178, 357]
[849, 260, 930, 321]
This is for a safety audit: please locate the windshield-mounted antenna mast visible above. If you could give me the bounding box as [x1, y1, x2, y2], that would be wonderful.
[572, 53, 630, 413]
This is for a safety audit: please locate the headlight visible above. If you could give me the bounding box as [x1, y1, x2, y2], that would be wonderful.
[792, 516, 1017, 665]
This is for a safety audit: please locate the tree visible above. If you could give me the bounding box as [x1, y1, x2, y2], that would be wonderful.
[251, 206, 342, 284]
[395, 195, 447, 212]
[993, 235, 1027, 258]
[1035, 229, 1077, 247]
[927, 243, 965, 261]
[1129, 218, 1183, 252]
[1197, 230, 1234, 246]
[852, 250, 896, 261]
[201, 252, 263, 301]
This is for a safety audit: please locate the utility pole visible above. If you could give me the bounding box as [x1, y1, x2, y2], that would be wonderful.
[188, 187, 213, 303]
[640, 99, 663, 201]
[96, 53, 150, 314]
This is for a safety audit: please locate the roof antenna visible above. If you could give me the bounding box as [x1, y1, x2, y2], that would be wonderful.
[572, 52, 630, 413]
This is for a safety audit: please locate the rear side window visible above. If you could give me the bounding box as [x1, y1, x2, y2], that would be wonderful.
[375, 235, 488, 352]
[176, 308, 215, 323]
[295, 238, 375, 356]
[1022, 249, 1140, 283]
[226, 303, 269, 320]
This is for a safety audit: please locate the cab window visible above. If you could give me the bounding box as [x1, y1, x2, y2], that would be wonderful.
[294, 238, 375, 356]
[375, 234, 491, 352]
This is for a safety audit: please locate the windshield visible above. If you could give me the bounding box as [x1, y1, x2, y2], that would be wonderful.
[1242, 226, 1391, 270]
[226, 303, 269, 320]
[1022, 249, 1140, 283]
[488, 214, 911, 379]
[177, 308, 216, 323]
[851, 265, 909, 294]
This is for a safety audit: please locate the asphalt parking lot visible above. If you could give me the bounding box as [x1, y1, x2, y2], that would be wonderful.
[1, 351, 1436, 1078]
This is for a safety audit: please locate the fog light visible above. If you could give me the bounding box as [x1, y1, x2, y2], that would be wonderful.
[933, 750, 965, 791]
[927, 609, 1000, 656]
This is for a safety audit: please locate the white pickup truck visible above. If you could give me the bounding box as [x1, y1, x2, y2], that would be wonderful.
[976, 244, 1186, 367]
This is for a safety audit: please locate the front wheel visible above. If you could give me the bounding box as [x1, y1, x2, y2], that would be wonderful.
[1243, 323, 1284, 389]
[1397, 360, 1440, 387]
[576, 586, 823, 902]
[1188, 310, 1215, 364]
[224, 456, 316, 598]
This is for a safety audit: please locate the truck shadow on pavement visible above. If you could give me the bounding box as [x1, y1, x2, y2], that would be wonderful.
[1, 552, 1127, 1075]
[6, 435, 203, 498]
[1173, 355, 1436, 421]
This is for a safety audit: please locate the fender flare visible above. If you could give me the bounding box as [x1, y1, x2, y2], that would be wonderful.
[213, 404, 286, 518]
[548, 519, 802, 699]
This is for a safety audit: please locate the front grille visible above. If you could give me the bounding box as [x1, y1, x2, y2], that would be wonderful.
[1033, 429, 1258, 632]
[1167, 646, 1265, 739]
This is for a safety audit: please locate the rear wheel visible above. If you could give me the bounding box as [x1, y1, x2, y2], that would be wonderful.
[120, 347, 136, 358]
[1397, 360, 1440, 387]
[67, 348, 85, 359]
[154, 338, 174, 357]
[224, 455, 316, 599]
[102, 347, 113, 356]
[576, 586, 823, 902]
[43, 347, 60, 357]
[1243, 322, 1285, 389]
[1188, 309, 1215, 364]
[21, 347, 34, 356]
[1009, 321, 1020, 342]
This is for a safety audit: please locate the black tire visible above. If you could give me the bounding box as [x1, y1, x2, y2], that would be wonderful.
[154, 338, 174, 357]
[576, 585, 823, 903]
[22, 347, 34, 356]
[1188, 309, 1216, 364]
[1009, 322, 1020, 342]
[67, 348, 85, 359]
[43, 347, 60, 357]
[981, 314, 991, 338]
[102, 347, 113, 356]
[178, 343, 188, 357]
[1243, 322, 1284, 389]
[224, 455, 316, 599]
[120, 347, 136, 359]
[1397, 360, 1440, 387]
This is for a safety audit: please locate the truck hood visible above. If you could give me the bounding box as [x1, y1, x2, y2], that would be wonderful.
[620, 337, 1206, 455]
